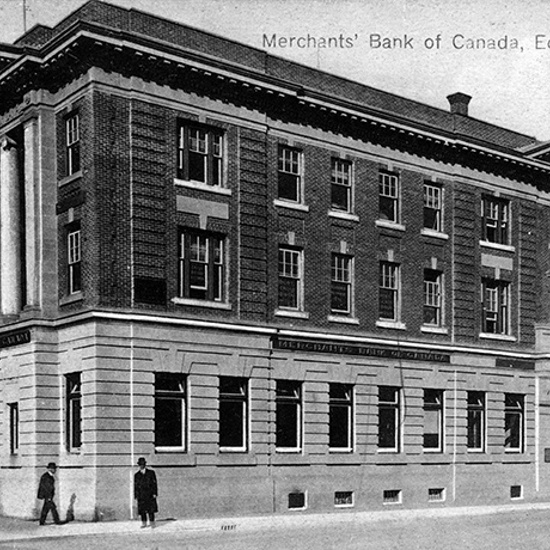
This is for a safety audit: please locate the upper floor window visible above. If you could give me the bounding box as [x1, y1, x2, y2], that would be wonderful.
[423, 389, 444, 452]
[331, 254, 353, 315]
[219, 377, 248, 451]
[504, 393, 524, 452]
[467, 391, 485, 452]
[278, 246, 303, 310]
[66, 373, 82, 451]
[67, 225, 82, 295]
[424, 182, 443, 232]
[177, 124, 224, 186]
[155, 373, 186, 450]
[378, 386, 400, 452]
[379, 172, 399, 223]
[481, 278, 510, 335]
[331, 159, 353, 212]
[179, 230, 225, 302]
[482, 196, 509, 245]
[276, 380, 302, 451]
[66, 114, 80, 176]
[424, 269, 443, 327]
[278, 146, 303, 203]
[379, 261, 400, 321]
[329, 383, 353, 451]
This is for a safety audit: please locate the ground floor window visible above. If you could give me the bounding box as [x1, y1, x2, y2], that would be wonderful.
[329, 383, 353, 450]
[504, 393, 524, 452]
[276, 380, 302, 451]
[155, 373, 186, 449]
[66, 373, 82, 451]
[219, 377, 248, 451]
[423, 389, 444, 451]
[9, 403, 18, 455]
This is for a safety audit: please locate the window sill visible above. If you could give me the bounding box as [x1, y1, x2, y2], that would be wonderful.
[173, 178, 231, 195]
[328, 315, 359, 325]
[276, 448, 303, 453]
[218, 447, 248, 454]
[273, 199, 309, 213]
[376, 320, 406, 330]
[59, 170, 83, 187]
[172, 298, 232, 310]
[60, 292, 84, 306]
[275, 309, 309, 319]
[155, 447, 187, 453]
[375, 220, 406, 232]
[421, 228, 449, 241]
[479, 332, 516, 342]
[479, 240, 515, 253]
[421, 325, 448, 335]
[328, 210, 359, 222]
[328, 448, 353, 453]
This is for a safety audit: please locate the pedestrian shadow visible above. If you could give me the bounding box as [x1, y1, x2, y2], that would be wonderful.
[65, 493, 76, 523]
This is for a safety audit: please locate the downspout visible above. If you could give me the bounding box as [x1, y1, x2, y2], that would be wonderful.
[129, 94, 135, 520]
[452, 369, 458, 502]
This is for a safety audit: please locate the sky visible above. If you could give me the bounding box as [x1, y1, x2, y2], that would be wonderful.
[0, 0, 549, 141]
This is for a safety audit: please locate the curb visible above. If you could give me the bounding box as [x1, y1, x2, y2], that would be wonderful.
[2, 501, 550, 542]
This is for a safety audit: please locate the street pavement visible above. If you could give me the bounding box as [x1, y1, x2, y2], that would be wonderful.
[1, 502, 550, 549]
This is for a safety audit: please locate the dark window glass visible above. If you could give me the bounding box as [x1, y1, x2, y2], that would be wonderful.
[276, 380, 301, 449]
[155, 373, 186, 448]
[219, 377, 247, 449]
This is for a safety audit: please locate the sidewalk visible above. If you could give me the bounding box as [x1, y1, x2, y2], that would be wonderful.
[2, 501, 550, 543]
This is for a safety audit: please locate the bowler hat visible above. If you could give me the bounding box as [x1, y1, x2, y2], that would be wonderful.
[137, 457, 147, 466]
[47, 462, 57, 470]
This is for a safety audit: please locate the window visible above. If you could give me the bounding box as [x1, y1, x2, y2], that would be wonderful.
[66, 113, 80, 176]
[482, 279, 510, 335]
[428, 488, 445, 502]
[378, 386, 400, 451]
[424, 269, 443, 326]
[510, 485, 523, 500]
[423, 389, 444, 451]
[219, 377, 248, 450]
[467, 391, 485, 451]
[278, 146, 302, 203]
[329, 383, 353, 450]
[331, 159, 352, 212]
[67, 225, 82, 295]
[383, 489, 402, 504]
[379, 262, 400, 321]
[505, 393, 524, 452]
[179, 230, 225, 302]
[66, 373, 82, 450]
[288, 492, 306, 509]
[331, 254, 353, 315]
[334, 491, 354, 507]
[379, 172, 399, 223]
[276, 380, 302, 450]
[177, 124, 224, 186]
[424, 182, 443, 232]
[278, 247, 303, 310]
[482, 196, 509, 245]
[155, 374, 186, 449]
[9, 403, 18, 455]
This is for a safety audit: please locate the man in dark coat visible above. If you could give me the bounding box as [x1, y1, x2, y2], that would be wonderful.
[134, 457, 158, 528]
[37, 462, 62, 525]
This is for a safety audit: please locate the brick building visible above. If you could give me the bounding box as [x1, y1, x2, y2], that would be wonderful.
[1, 0, 550, 521]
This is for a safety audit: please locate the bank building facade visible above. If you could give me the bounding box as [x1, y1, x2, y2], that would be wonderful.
[2, 0, 550, 521]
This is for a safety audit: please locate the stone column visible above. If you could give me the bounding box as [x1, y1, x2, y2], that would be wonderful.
[1, 136, 21, 316]
[24, 118, 38, 309]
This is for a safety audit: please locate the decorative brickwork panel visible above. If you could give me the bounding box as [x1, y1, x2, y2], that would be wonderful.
[453, 186, 477, 341]
[131, 100, 168, 285]
[518, 200, 537, 346]
[94, 92, 132, 308]
[239, 128, 268, 321]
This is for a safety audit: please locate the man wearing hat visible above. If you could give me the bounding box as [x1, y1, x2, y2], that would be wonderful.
[37, 462, 62, 525]
[134, 457, 158, 528]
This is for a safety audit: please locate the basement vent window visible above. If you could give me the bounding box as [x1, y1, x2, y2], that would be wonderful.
[383, 489, 402, 505]
[510, 485, 523, 500]
[334, 491, 354, 507]
[288, 491, 306, 510]
[428, 488, 445, 502]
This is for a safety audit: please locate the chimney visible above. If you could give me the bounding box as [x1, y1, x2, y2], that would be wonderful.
[446, 92, 472, 116]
